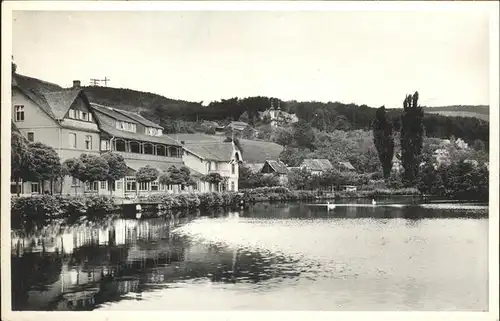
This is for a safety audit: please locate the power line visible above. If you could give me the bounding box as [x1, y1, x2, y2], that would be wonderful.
[89, 77, 111, 87]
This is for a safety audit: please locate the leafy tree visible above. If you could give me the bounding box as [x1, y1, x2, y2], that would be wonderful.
[202, 172, 224, 191]
[372, 106, 395, 179]
[136, 165, 159, 194]
[25, 142, 61, 195]
[279, 147, 311, 167]
[101, 152, 128, 195]
[287, 168, 312, 190]
[400, 92, 424, 185]
[271, 127, 294, 146]
[78, 153, 110, 186]
[292, 121, 315, 149]
[238, 166, 280, 188]
[11, 131, 32, 196]
[62, 157, 85, 195]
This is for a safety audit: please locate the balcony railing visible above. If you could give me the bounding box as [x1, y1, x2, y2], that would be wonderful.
[111, 150, 183, 163]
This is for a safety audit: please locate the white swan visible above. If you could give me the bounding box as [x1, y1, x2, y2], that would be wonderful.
[372, 199, 377, 206]
[327, 201, 336, 210]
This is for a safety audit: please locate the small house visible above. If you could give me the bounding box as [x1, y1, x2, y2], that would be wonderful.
[299, 159, 333, 175]
[260, 160, 289, 185]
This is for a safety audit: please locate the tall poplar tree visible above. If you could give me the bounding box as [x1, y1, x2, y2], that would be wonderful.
[372, 106, 394, 179]
[400, 91, 425, 184]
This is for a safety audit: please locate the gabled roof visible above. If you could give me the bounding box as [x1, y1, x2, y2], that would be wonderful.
[301, 159, 333, 171]
[337, 161, 355, 171]
[183, 142, 236, 161]
[264, 160, 289, 174]
[245, 163, 264, 173]
[91, 103, 139, 123]
[13, 73, 95, 123]
[113, 109, 163, 129]
[42, 89, 81, 119]
[13, 73, 62, 119]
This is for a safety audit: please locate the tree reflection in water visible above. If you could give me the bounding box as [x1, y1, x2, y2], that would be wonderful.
[10, 200, 488, 311]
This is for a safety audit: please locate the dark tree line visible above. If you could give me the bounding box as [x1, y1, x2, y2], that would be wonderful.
[84, 85, 489, 143]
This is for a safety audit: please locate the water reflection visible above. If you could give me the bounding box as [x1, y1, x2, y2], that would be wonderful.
[11, 200, 488, 311]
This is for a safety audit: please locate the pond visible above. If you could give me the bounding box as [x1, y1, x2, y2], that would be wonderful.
[10, 198, 489, 311]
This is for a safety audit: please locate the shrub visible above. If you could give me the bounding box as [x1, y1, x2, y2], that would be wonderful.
[85, 195, 118, 216]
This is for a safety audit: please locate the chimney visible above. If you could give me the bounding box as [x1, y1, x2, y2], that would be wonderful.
[72, 80, 81, 89]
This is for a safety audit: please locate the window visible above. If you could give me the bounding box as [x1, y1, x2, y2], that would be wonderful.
[85, 181, 98, 191]
[157, 129, 163, 136]
[31, 182, 39, 194]
[69, 109, 76, 119]
[126, 177, 136, 191]
[81, 112, 88, 121]
[116, 181, 123, 190]
[100, 181, 107, 190]
[231, 181, 235, 191]
[85, 135, 92, 150]
[69, 133, 77, 148]
[231, 164, 235, 174]
[72, 177, 80, 186]
[151, 181, 159, 191]
[27, 132, 34, 142]
[139, 182, 149, 191]
[100, 140, 110, 151]
[88, 113, 93, 122]
[14, 105, 24, 122]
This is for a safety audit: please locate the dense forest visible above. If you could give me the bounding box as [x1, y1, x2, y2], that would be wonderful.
[81, 86, 489, 144]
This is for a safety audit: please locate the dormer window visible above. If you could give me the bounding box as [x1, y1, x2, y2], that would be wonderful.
[145, 127, 162, 136]
[116, 121, 136, 132]
[69, 109, 76, 119]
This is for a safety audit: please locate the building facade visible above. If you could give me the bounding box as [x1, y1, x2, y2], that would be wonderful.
[180, 141, 242, 192]
[12, 75, 102, 195]
[11, 73, 242, 197]
[91, 103, 185, 198]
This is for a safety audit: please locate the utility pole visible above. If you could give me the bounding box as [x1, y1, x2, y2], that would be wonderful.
[89, 77, 111, 87]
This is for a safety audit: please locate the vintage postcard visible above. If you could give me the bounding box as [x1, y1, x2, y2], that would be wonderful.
[1, 1, 498, 321]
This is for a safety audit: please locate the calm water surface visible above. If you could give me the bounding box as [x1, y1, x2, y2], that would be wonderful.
[11, 199, 489, 311]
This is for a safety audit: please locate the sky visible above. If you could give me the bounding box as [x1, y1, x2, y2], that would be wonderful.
[12, 8, 491, 108]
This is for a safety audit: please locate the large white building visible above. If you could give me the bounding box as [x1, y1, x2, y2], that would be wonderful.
[11, 73, 242, 196]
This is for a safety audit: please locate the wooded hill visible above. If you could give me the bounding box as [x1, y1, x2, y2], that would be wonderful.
[80, 85, 489, 144]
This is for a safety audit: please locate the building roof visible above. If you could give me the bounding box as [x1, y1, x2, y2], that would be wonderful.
[245, 163, 264, 173]
[13, 73, 96, 123]
[227, 121, 249, 129]
[113, 109, 163, 129]
[183, 142, 236, 161]
[173, 133, 223, 143]
[42, 89, 82, 119]
[98, 123, 181, 146]
[91, 103, 139, 123]
[301, 159, 333, 171]
[337, 161, 356, 171]
[264, 160, 289, 174]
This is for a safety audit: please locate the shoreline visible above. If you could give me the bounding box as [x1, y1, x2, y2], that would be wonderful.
[10, 188, 488, 228]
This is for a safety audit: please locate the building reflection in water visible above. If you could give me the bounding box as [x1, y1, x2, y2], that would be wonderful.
[11, 212, 294, 311]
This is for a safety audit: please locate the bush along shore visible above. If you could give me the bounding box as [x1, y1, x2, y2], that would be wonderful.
[9, 186, 426, 228]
